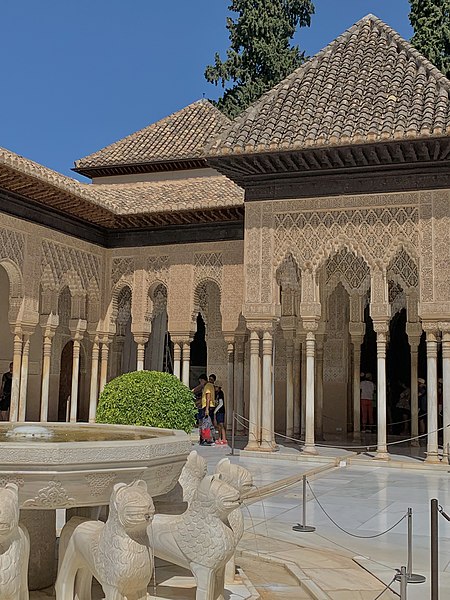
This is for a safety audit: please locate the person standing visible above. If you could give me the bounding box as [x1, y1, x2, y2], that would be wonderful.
[360, 373, 376, 433]
[213, 382, 227, 445]
[199, 373, 215, 446]
[0, 362, 13, 421]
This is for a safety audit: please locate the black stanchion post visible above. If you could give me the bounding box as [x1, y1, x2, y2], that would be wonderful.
[399, 566, 408, 600]
[431, 498, 439, 600]
[402, 508, 426, 584]
[231, 411, 236, 456]
[293, 475, 316, 533]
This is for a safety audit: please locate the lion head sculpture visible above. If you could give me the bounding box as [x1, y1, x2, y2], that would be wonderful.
[0, 483, 19, 538]
[179, 451, 207, 504]
[111, 480, 155, 534]
[196, 474, 240, 520]
[215, 458, 253, 498]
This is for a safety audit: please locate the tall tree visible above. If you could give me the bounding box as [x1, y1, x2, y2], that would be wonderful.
[205, 0, 315, 118]
[410, 0, 450, 78]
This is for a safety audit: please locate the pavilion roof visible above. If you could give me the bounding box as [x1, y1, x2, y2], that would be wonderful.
[207, 14, 450, 158]
[0, 145, 243, 231]
[75, 100, 231, 176]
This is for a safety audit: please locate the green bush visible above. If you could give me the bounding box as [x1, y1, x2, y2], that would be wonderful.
[96, 371, 197, 434]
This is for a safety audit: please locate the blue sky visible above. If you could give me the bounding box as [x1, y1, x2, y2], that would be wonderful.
[0, 1, 412, 180]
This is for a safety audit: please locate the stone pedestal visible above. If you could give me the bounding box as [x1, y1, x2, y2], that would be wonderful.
[20, 509, 57, 590]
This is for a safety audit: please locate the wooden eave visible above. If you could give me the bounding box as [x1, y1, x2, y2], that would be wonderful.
[73, 157, 209, 179]
[0, 164, 115, 227]
[207, 137, 450, 196]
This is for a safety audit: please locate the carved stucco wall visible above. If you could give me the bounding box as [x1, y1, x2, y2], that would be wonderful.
[243, 192, 450, 322]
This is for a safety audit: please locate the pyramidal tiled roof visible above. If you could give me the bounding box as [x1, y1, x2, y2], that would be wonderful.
[208, 14, 450, 156]
[76, 99, 231, 170]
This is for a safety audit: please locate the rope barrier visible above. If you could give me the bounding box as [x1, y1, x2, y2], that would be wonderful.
[233, 412, 448, 451]
[373, 576, 399, 599]
[306, 480, 407, 539]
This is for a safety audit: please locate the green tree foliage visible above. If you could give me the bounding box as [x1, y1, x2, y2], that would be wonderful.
[410, 0, 450, 77]
[205, 0, 315, 118]
[96, 371, 197, 434]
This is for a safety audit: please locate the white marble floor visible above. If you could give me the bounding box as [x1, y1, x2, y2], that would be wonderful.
[239, 462, 450, 599]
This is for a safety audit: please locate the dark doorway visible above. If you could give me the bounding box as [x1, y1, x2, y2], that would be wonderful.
[58, 341, 74, 421]
[190, 314, 207, 387]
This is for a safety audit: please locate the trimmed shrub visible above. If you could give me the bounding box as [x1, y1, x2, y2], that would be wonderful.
[96, 370, 197, 434]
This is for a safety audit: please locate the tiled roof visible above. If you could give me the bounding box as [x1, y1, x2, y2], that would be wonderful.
[93, 175, 244, 215]
[0, 145, 243, 226]
[208, 14, 450, 157]
[76, 100, 231, 170]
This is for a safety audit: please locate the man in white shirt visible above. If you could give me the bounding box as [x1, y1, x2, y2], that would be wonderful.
[360, 373, 376, 432]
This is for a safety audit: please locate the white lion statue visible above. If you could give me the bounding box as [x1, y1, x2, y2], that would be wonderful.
[150, 473, 241, 600]
[178, 450, 208, 505]
[0, 483, 29, 600]
[55, 480, 154, 600]
[214, 459, 253, 592]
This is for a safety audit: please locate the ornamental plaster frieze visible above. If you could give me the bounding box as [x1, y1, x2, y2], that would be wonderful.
[41, 239, 102, 292]
[273, 204, 420, 272]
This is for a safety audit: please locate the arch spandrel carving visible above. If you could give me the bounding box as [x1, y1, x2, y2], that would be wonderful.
[273, 205, 419, 273]
[387, 247, 419, 292]
[324, 248, 371, 296]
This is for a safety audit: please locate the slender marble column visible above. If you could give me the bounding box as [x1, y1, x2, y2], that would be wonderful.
[226, 343, 235, 432]
[261, 330, 275, 450]
[136, 340, 146, 371]
[304, 331, 317, 454]
[40, 334, 54, 422]
[173, 343, 182, 379]
[374, 323, 389, 459]
[293, 339, 301, 436]
[99, 339, 110, 394]
[315, 339, 324, 440]
[352, 339, 362, 439]
[245, 330, 261, 450]
[69, 335, 82, 423]
[10, 330, 23, 422]
[410, 341, 420, 447]
[285, 338, 294, 438]
[425, 327, 440, 463]
[88, 337, 100, 423]
[182, 342, 191, 387]
[301, 339, 307, 437]
[234, 341, 245, 433]
[18, 334, 31, 422]
[442, 329, 450, 464]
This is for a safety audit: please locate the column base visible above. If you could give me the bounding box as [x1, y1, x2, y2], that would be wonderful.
[259, 440, 278, 452]
[353, 431, 361, 441]
[374, 450, 390, 461]
[425, 452, 441, 464]
[244, 441, 261, 452]
[303, 444, 318, 455]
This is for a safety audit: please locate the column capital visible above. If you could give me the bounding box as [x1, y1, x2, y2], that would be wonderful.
[69, 319, 87, 340]
[171, 334, 193, 345]
[302, 319, 319, 333]
[372, 320, 389, 335]
[349, 321, 365, 339]
[246, 319, 275, 334]
[406, 321, 422, 341]
[438, 322, 450, 335]
[40, 312, 59, 335]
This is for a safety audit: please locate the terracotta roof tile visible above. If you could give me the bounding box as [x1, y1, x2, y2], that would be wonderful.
[0, 145, 243, 221]
[76, 100, 231, 169]
[208, 14, 450, 157]
[92, 175, 244, 215]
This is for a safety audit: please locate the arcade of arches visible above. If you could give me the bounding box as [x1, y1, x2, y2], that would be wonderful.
[0, 188, 449, 465]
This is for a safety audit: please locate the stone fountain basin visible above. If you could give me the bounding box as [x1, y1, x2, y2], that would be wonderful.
[0, 422, 191, 509]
